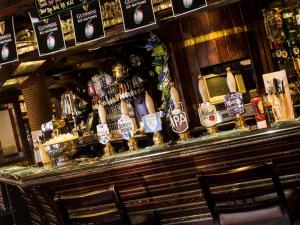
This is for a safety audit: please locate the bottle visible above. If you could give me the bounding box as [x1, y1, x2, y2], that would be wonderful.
[251, 95, 268, 129]
[262, 94, 275, 125]
[281, 8, 298, 47]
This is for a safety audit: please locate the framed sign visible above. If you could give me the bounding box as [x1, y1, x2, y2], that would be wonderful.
[97, 123, 110, 144]
[71, 0, 105, 45]
[224, 92, 245, 116]
[171, 0, 207, 17]
[34, 0, 94, 20]
[0, 17, 18, 66]
[170, 111, 188, 133]
[142, 112, 162, 133]
[118, 115, 134, 140]
[198, 102, 217, 128]
[31, 14, 66, 56]
[118, 0, 156, 32]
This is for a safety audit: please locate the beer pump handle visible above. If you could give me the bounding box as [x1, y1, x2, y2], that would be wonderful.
[226, 67, 237, 93]
[145, 91, 156, 114]
[98, 102, 107, 124]
[170, 83, 181, 109]
[121, 100, 130, 116]
[198, 75, 209, 103]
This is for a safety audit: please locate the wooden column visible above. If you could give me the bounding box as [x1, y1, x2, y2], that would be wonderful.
[21, 73, 52, 132]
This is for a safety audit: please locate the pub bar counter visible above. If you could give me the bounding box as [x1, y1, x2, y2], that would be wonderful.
[0, 121, 300, 225]
[0, 0, 300, 225]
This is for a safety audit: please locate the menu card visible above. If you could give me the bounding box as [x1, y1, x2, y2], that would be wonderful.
[34, 0, 94, 19]
[71, 0, 105, 45]
[31, 15, 66, 56]
[171, 0, 207, 17]
[119, 0, 156, 32]
[0, 17, 18, 66]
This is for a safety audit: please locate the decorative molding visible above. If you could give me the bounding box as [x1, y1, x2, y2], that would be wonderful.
[180, 25, 248, 48]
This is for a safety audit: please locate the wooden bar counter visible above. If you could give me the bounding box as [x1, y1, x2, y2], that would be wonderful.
[1, 121, 300, 225]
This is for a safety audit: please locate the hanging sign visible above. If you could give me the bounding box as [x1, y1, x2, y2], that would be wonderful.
[71, 0, 105, 45]
[171, 0, 207, 17]
[142, 112, 162, 133]
[31, 15, 66, 56]
[96, 124, 110, 145]
[0, 17, 18, 66]
[224, 92, 245, 116]
[119, 0, 156, 32]
[198, 102, 217, 128]
[34, 0, 94, 20]
[118, 115, 134, 140]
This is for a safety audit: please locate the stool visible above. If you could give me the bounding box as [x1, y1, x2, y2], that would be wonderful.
[198, 163, 300, 225]
[55, 184, 161, 225]
[0, 210, 13, 225]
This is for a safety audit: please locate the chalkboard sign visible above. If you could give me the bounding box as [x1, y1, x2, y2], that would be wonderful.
[34, 0, 94, 19]
[119, 0, 156, 32]
[71, 0, 105, 45]
[31, 15, 66, 56]
[171, 0, 207, 17]
[0, 17, 18, 66]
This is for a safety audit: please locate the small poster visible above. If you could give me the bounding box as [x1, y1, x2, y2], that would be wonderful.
[71, 0, 105, 45]
[34, 0, 94, 20]
[119, 0, 156, 32]
[118, 115, 134, 140]
[224, 92, 245, 116]
[198, 102, 217, 128]
[96, 123, 110, 145]
[142, 112, 162, 133]
[170, 111, 188, 133]
[263, 70, 295, 120]
[171, 0, 207, 17]
[31, 15, 66, 56]
[0, 17, 18, 66]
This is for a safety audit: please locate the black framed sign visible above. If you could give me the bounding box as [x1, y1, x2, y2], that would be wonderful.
[119, 0, 156, 32]
[71, 0, 105, 45]
[0, 17, 18, 66]
[171, 0, 207, 17]
[34, 0, 94, 20]
[31, 15, 66, 56]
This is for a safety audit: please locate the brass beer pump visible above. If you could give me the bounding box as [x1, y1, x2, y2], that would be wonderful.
[98, 103, 115, 157]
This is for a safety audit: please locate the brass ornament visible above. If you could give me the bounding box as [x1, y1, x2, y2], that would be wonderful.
[0, 21, 5, 36]
[235, 114, 247, 129]
[207, 125, 218, 135]
[103, 141, 115, 157]
[128, 137, 138, 152]
[178, 131, 190, 142]
[153, 131, 164, 146]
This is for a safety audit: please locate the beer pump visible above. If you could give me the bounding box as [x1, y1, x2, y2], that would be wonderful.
[198, 76, 218, 135]
[98, 103, 115, 157]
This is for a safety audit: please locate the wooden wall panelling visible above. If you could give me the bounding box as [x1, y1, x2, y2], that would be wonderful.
[209, 8, 229, 64]
[239, 0, 275, 89]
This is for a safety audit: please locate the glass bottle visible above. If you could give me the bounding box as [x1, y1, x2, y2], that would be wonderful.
[282, 7, 298, 46]
[251, 95, 268, 129]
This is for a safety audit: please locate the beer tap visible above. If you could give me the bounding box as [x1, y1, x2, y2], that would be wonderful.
[225, 67, 247, 129]
[170, 83, 190, 141]
[120, 100, 138, 151]
[198, 76, 218, 135]
[98, 102, 115, 157]
[145, 91, 164, 146]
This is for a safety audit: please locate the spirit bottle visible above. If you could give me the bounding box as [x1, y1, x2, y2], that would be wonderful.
[282, 8, 298, 46]
[251, 95, 268, 129]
